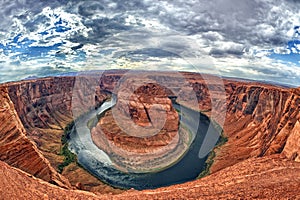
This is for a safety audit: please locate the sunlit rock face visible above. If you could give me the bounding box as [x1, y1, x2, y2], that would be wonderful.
[104, 82, 179, 150]
[0, 85, 71, 188]
[91, 76, 192, 173]
[282, 88, 300, 162]
[117, 82, 179, 136]
[7, 76, 108, 130]
[7, 77, 75, 130]
[210, 82, 300, 173]
[1, 155, 300, 200]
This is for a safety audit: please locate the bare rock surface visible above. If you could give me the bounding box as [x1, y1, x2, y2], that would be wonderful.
[0, 85, 71, 188]
[0, 160, 105, 200]
[210, 82, 300, 173]
[99, 71, 300, 171]
[92, 77, 192, 172]
[1, 155, 300, 199]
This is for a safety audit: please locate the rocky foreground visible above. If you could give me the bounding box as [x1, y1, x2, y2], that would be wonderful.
[1, 155, 299, 199]
[0, 70, 299, 199]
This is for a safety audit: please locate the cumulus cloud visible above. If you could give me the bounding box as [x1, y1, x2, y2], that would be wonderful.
[0, 0, 299, 85]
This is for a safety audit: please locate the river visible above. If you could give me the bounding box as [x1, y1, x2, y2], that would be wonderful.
[68, 95, 220, 190]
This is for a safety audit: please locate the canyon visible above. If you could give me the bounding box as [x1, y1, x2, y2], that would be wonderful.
[0, 70, 299, 199]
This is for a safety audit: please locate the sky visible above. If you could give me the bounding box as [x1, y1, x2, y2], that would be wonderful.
[0, 0, 300, 86]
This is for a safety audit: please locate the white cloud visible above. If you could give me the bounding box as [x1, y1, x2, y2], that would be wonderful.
[0, 0, 300, 86]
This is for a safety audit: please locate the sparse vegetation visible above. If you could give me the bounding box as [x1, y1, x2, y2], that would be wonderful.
[216, 134, 228, 146]
[61, 121, 74, 144]
[58, 143, 76, 173]
[197, 150, 215, 178]
[58, 121, 77, 173]
[197, 134, 228, 179]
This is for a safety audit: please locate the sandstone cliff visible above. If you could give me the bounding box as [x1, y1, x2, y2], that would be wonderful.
[0, 85, 71, 188]
[7, 76, 107, 130]
[210, 82, 300, 172]
[91, 78, 192, 172]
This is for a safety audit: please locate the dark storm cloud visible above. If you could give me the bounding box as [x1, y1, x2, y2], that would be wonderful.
[77, 2, 105, 17]
[209, 45, 245, 57]
[68, 15, 132, 44]
[286, 0, 300, 3]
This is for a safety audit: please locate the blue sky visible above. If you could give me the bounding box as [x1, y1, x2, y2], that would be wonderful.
[0, 0, 299, 86]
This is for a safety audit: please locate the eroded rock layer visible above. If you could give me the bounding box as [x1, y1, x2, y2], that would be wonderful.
[96, 110, 178, 152]
[7, 76, 107, 130]
[92, 78, 192, 172]
[100, 82, 179, 150]
[210, 82, 300, 172]
[0, 85, 70, 188]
